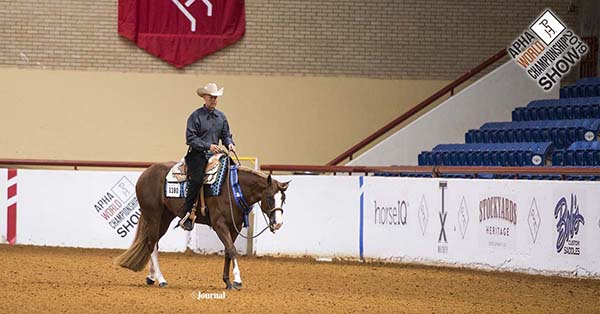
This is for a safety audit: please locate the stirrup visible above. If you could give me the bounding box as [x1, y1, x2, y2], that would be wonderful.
[178, 212, 194, 231]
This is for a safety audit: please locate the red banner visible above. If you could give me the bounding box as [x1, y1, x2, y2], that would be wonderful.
[118, 0, 245, 68]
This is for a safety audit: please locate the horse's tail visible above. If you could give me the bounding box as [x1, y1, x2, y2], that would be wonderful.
[114, 213, 151, 272]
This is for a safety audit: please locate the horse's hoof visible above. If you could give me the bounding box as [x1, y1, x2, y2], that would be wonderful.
[225, 283, 233, 290]
[146, 277, 155, 285]
[232, 282, 242, 290]
[159, 282, 168, 288]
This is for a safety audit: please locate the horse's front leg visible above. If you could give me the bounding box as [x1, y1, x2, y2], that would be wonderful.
[214, 217, 242, 290]
[229, 229, 242, 289]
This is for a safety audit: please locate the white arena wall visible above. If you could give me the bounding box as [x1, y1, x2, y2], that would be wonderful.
[2, 168, 600, 278]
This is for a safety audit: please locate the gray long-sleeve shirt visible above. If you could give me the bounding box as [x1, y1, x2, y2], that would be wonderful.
[185, 106, 234, 151]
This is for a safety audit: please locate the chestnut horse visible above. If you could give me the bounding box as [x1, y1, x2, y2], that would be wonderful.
[115, 160, 289, 289]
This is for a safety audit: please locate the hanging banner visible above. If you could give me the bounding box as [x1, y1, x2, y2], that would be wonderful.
[118, 0, 245, 68]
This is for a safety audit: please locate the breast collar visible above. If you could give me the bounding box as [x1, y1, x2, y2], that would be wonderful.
[229, 165, 252, 227]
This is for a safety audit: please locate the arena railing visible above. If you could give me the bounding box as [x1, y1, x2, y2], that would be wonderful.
[0, 156, 260, 171]
[326, 48, 508, 166]
[2, 158, 600, 180]
[260, 164, 600, 179]
[0, 158, 153, 170]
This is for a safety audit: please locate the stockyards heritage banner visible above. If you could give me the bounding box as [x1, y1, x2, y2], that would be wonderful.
[118, 0, 245, 68]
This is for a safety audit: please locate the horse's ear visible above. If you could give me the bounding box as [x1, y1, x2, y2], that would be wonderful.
[267, 174, 273, 186]
[278, 180, 291, 191]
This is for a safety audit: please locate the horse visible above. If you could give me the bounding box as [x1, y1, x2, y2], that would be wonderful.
[114, 158, 289, 289]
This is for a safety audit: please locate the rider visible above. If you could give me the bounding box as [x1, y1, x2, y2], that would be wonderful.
[178, 82, 236, 231]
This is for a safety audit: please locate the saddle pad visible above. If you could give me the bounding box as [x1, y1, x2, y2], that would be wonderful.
[206, 155, 229, 196]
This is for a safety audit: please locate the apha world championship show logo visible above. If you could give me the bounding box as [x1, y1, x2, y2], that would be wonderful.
[508, 9, 588, 91]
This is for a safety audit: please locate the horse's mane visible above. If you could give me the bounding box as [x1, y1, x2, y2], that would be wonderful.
[237, 166, 268, 178]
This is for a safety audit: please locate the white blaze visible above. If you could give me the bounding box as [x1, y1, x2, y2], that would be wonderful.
[274, 210, 283, 230]
[272, 191, 284, 230]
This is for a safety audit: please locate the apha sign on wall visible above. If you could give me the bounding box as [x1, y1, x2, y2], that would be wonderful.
[118, 0, 245, 68]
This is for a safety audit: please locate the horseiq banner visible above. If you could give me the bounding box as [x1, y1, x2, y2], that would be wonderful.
[118, 0, 245, 68]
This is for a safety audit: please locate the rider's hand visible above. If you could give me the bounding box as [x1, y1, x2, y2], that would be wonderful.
[228, 144, 236, 152]
[209, 144, 220, 153]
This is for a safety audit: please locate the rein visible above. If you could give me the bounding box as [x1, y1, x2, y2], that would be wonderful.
[225, 156, 280, 239]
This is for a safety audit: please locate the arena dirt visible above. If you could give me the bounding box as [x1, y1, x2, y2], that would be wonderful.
[0, 245, 599, 313]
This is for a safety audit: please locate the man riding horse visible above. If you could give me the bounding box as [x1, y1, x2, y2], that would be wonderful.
[179, 82, 235, 231]
[116, 82, 290, 289]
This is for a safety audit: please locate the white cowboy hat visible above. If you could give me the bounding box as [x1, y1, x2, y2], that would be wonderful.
[196, 83, 224, 97]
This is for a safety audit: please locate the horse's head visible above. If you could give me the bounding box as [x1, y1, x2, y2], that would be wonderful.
[261, 175, 290, 233]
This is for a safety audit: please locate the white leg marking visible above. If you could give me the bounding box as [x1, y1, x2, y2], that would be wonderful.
[147, 258, 156, 281]
[233, 258, 242, 283]
[151, 244, 167, 284]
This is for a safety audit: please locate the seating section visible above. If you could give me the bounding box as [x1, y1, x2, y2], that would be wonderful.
[416, 77, 600, 180]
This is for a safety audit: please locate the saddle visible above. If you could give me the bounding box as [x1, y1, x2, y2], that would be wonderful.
[165, 153, 229, 218]
[166, 153, 225, 184]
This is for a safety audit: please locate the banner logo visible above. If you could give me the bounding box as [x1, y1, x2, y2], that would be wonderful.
[508, 9, 588, 91]
[373, 200, 407, 226]
[93, 176, 141, 239]
[478, 196, 517, 249]
[457, 196, 469, 239]
[528, 198, 541, 244]
[171, 0, 213, 32]
[418, 194, 429, 236]
[438, 182, 448, 254]
[554, 194, 585, 255]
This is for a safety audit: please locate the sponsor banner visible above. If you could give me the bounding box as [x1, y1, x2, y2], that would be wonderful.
[363, 178, 600, 276]
[14, 169, 188, 251]
[253, 175, 360, 257]
[253, 175, 600, 277]
[1, 167, 253, 254]
[361, 177, 439, 259]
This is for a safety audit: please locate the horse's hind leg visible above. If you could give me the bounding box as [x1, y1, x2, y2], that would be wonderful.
[146, 209, 176, 288]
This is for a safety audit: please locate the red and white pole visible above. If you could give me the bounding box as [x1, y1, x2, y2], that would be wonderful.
[6, 169, 17, 245]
